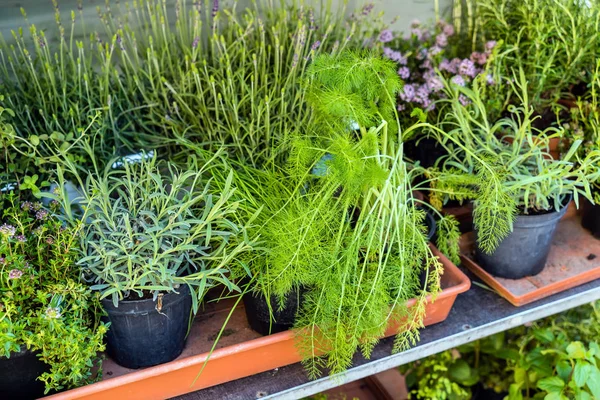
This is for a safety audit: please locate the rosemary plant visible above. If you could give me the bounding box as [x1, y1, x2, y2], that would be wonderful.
[467, 0, 600, 111]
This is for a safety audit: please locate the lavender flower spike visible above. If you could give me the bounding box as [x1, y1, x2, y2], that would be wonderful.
[379, 29, 394, 43]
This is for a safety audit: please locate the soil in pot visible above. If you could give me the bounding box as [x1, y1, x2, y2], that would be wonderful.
[581, 198, 600, 238]
[475, 197, 571, 279]
[243, 287, 305, 336]
[0, 347, 49, 400]
[101, 284, 193, 369]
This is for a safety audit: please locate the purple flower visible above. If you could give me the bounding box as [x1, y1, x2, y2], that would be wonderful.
[36, 210, 48, 221]
[379, 29, 394, 43]
[486, 74, 495, 85]
[429, 45, 443, 56]
[451, 75, 466, 86]
[400, 84, 416, 102]
[21, 201, 33, 211]
[436, 33, 448, 47]
[212, 0, 219, 17]
[439, 58, 453, 73]
[485, 40, 497, 51]
[443, 24, 455, 37]
[415, 85, 432, 106]
[470, 51, 488, 66]
[192, 37, 200, 49]
[8, 269, 23, 280]
[33, 202, 42, 211]
[16, 235, 26, 243]
[310, 40, 321, 51]
[426, 75, 444, 92]
[383, 47, 407, 64]
[397, 66, 410, 79]
[458, 59, 477, 78]
[422, 59, 432, 69]
[459, 94, 471, 106]
[361, 3, 375, 15]
[0, 258, 5, 265]
[416, 48, 428, 61]
[0, 224, 16, 238]
[397, 104, 406, 111]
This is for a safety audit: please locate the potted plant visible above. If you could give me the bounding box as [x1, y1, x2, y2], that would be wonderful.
[426, 72, 600, 279]
[562, 61, 600, 237]
[54, 154, 255, 369]
[206, 51, 464, 378]
[0, 191, 107, 398]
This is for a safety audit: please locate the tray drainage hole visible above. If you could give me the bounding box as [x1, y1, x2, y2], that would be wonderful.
[256, 391, 269, 398]
[462, 324, 472, 330]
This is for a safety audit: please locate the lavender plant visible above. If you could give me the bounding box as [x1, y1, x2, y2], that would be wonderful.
[0, 0, 386, 169]
[0, 192, 107, 393]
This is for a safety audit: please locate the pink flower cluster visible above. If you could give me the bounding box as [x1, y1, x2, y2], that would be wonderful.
[382, 19, 497, 112]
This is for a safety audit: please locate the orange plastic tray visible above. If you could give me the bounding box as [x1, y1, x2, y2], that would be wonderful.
[461, 205, 600, 307]
[44, 246, 470, 400]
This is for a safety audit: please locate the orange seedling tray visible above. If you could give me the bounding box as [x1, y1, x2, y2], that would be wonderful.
[461, 205, 600, 307]
[44, 246, 470, 400]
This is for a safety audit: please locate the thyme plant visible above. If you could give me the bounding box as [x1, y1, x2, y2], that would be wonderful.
[0, 192, 107, 393]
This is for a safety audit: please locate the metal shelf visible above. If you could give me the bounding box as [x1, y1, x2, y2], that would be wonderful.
[175, 270, 600, 400]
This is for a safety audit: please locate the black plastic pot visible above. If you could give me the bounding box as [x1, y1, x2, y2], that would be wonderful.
[243, 288, 304, 336]
[0, 347, 48, 400]
[471, 383, 507, 400]
[475, 199, 570, 279]
[101, 285, 192, 369]
[581, 199, 600, 238]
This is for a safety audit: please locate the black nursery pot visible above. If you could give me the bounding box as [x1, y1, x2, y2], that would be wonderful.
[581, 199, 600, 238]
[471, 383, 507, 400]
[243, 288, 304, 336]
[418, 212, 438, 290]
[475, 198, 570, 279]
[0, 347, 48, 400]
[101, 285, 192, 369]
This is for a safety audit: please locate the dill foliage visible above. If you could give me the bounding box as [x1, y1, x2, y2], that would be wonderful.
[211, 51, 463, 378]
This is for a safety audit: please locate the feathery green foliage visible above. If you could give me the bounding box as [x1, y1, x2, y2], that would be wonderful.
[205, 51, 464, 378]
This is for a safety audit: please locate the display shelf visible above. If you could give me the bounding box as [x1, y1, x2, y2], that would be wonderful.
[175, 271, 600, 400]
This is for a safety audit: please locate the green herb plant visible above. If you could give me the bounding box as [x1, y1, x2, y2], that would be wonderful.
[0, 192, 107, 393]
[470, 0, 600, 112]
[562, 60, 600, 203]
[1, 0, 386, 169]
[206, 51, 464, 379]
[426, 71, 600, 253]
[53, 152, 255, 313]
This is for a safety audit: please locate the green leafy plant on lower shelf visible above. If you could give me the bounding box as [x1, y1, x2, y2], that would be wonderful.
[0, 192, 107, 393]
[401, 301, 600, 400]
